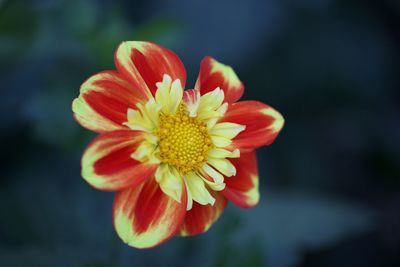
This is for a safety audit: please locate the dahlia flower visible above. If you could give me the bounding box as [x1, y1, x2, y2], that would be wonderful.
[72, 41, 284, 248]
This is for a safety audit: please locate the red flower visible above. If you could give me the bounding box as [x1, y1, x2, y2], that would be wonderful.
[72, 41, 284, 248]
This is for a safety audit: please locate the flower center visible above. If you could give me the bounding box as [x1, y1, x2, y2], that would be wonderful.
[155, 105, 212, 174]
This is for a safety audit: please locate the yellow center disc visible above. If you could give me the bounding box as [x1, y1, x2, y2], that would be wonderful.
[155, 105, 211, 174]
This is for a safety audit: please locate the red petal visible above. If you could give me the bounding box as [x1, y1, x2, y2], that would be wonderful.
[113, 178, 187, 248]
[115, 41, 186, 97]
[183, 89, 199, 105]
[195, 56, 244, 103]
[222, 151, 259, 208]
[183, 89, 200, 116]
[81, 130, 158, 191]
[222, 101, 284, 151]
[72, 70, 149, 133]
[178, 191, 227, 236]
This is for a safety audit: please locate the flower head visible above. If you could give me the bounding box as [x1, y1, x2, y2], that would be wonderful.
[72, 41, 284, 248]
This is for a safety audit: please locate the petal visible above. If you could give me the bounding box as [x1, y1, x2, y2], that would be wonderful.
[72, 70, 149, 133]
[199, 165, 226, 191]
[155, 164, 184, 203]
[131, 134, 159, 164]
[113, 177, 187, 249]
[81, 130, 158, 191]
[201, 163, 224, 184]
[208, 148, 240, 159]
[222, 151, 259, 208]
[195, 56, 244, 103]
[178, 191, 227, 236]
[184, 172, 216, 210]
[210, 135, 232, 148]
[206, 103, 228, 129]
[207, 158, 236, 177]
[183, 89, 200, 117]
[155, 74, 184, 115]
[221, 101, 284, 152]
[115, 41, 186, 97]
[124, 98, 161, 132]
[197, 87, 225, 121]
[210, 122, 246, 139]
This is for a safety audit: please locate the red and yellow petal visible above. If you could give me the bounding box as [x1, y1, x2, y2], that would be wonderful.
[113, 177, 187, 249]
[72, 70, 149, 133]
[222, 101, 284, 152]
[183, 89, 200, 117]
[115, 41, 186, 97]
[222, 151, 259, 208]
[178, 191, 227, 236]
[81, 130, 158, 191]
[195, 56, 244, 103]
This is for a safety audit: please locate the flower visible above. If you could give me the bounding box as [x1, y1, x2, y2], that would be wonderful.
[72, 41, 284, 248]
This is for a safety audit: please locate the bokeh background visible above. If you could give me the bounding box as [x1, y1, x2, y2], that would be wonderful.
[1, 0, 399, 266]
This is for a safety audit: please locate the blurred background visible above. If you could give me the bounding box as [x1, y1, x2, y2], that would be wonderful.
[1, 0, 399, 266]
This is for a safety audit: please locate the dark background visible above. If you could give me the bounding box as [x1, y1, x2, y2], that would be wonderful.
[1, 0, 399, 266]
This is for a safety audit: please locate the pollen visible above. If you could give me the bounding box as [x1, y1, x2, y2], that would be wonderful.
[155, 104, 212, 174]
